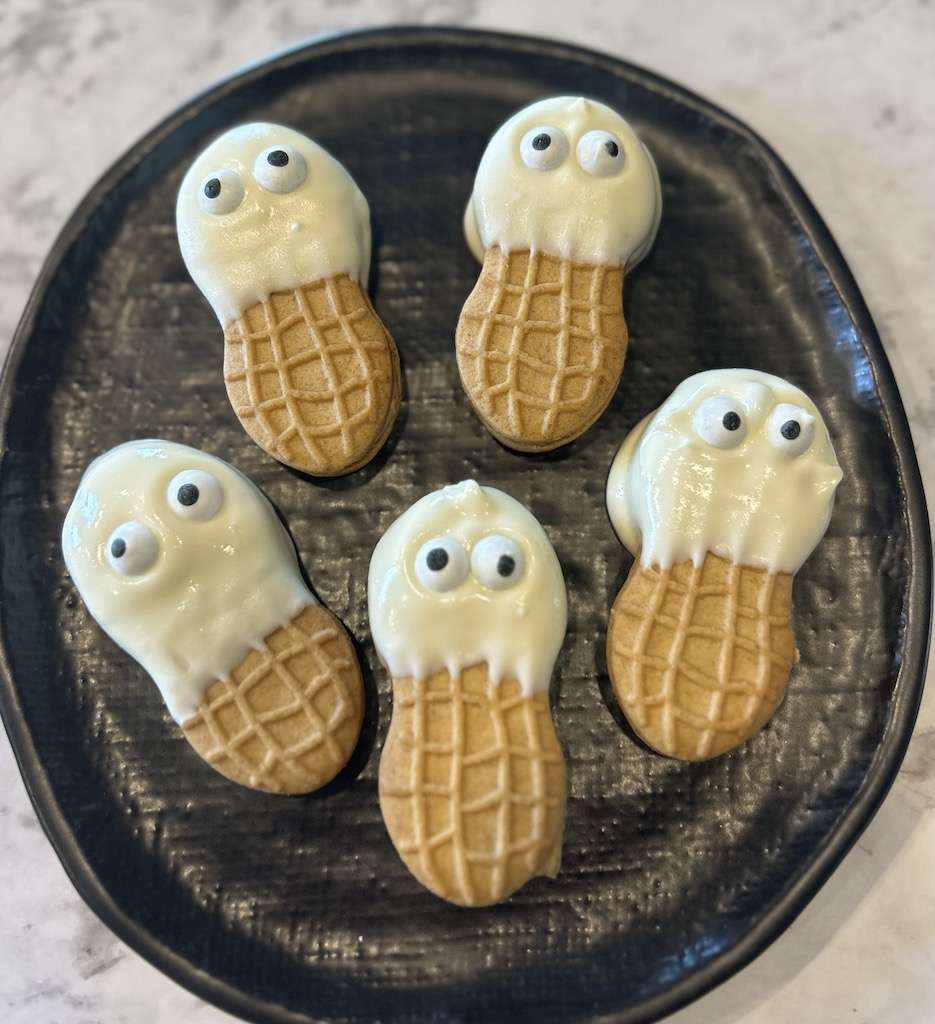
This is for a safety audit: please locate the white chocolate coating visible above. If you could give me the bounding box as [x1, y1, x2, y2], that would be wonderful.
[464, 96, 662, 269]
[176, 123, 371, 327]
[368, 481, 566, 694]
[62, 440, 313, 723]
[606, 370, 842, 574]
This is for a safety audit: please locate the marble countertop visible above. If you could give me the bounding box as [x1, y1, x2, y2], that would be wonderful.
[2, 1, 933, 1022]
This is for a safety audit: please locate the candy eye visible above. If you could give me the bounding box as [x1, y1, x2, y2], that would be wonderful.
[167, 470, 223, 521]
[767, 403, 815, 457]
[253, 144, 307, 193]
[198, 168, 244, 215]
[694, 396, 748, 449]
[470, 534, 525, 591]
[106, 521, 159, 577]
[577, 130, 626, 177]
[415, 536, 469, 593]
[520, 125, 569, 171]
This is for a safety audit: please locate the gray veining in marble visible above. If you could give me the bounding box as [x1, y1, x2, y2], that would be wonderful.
[1, 2, 933, 1022]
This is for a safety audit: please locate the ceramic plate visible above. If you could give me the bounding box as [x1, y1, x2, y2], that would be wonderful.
[0, 26, 930, 1024]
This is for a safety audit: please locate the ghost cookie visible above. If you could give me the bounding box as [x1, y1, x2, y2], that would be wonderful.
[176, 123, 401, 476]
[62, 439, 364, 793]
[457, 96, 662, 452]
[605, 370, 842, 760]
[369, 481, 567, 906]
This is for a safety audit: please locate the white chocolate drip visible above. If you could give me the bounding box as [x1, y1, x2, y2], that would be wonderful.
[176, 122, 371, 326]
[606, 369, 842, 574]
[62, 440, 312, 723]
[368, 481, 566, 694]
[464, 96, 662, 269]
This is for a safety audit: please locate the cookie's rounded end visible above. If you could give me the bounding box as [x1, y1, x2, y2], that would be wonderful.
[224, 277, 401, 477]
[182, 604, 364, 794]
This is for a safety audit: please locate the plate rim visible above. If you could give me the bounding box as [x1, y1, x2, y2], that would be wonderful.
[0, 23, 931, 1024]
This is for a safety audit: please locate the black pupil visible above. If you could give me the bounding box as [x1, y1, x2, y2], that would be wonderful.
[177, 483, 199, 506]
[781, 419, 801, 440]
[722, 411, 742, 431]
[532, 133, 551, 151]
[426, 547, 449, 572]
[604, 139, 619, 157]
[203, 178, 221, 199]
[497, 554, 516, 578]
[110, 537, 126, 559]
[267, 149, 289, 167]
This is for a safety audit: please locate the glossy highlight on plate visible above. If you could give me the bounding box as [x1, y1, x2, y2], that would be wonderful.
[2, 25, 927, 1024]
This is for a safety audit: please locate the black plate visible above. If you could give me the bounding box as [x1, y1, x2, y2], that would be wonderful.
[0, 26, 930, 1024]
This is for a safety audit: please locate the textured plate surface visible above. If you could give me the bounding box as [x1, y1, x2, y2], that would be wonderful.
[0, 26, 930, 1024]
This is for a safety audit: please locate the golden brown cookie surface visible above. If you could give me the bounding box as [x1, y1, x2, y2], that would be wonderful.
[379, 665, 566, 907]
[183, 604, 364, 794]
[224, 276, 400, 476]
[456, 247, 627, 451]
[607, 552, 796, 760]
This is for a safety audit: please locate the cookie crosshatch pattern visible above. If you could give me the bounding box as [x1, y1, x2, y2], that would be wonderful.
[183, 604, 364, 794]
[369, 480, 569, 906]
[608, 555, 796, 761]
[1, 27, 924, 1024]
[604, 368, 842, 760]
[457, 94, 661, 452]
[224, 278, 400, 476]
[176, 122, 401, 477]
[379, 669, 565, 907]
[61, 439, 365, 795]
[457, 247, 627, 449]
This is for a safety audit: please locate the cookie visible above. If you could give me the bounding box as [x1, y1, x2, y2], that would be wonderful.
[369, 481, 567, 906]
[605, 370, 842, 760]
[62, 439, 364, 793]
[176, 123, 401, 476]
[457, 96, 662, 452]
